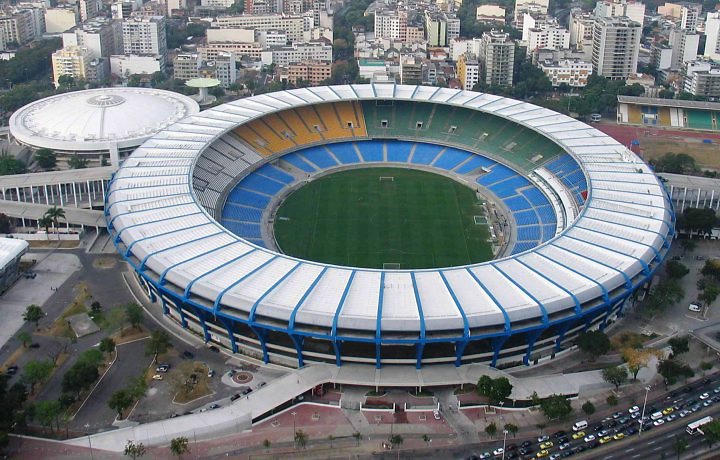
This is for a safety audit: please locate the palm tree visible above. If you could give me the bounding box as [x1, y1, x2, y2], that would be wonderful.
[44, 206, 65, 240]
[38, 216, 53, 239]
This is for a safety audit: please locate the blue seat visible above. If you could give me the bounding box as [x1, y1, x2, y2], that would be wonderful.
[477, 164, 516, 186]
[542, 224, 556, 242]
[535, 206, 557, 225]
[222, 203, 263, 222]
[223, 221, 262, 239]
[504, 195, 532, 211]
[300, 146, 338, 169]
[411, 143, 443, 165]
[455, 155, 496, 174]
[522, 188, 550, 207]
[517, 226, 541, 241]
[256, 164, 294, 184]
[358, 140, 384, 162]
[514, 210, 539, 226]
[239, 173, 284, 195]
[283, 153, 316, 173]
[328, 143, 361, 164]
[384, 140, 412, 162]
[489, 176, 530, 198]
[226, 188, 271, 208]
[433, 148, 473, 170]
[244, 238, 266, 248]
[512, 242, 537, 254]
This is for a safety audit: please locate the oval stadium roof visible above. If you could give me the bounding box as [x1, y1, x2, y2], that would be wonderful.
[9, 88, 200, 152]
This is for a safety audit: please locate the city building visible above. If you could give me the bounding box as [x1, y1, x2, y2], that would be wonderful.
[374, 8, 407, 41]
[684, 60, 720, 98]
[479, 29, 515, 87]
[260, 41, 332, 66]
[569, 9, 594, 51]
[705, 12, 720, 61]
[526, 25, 570, 56]
[669, 28, 699, 69]
[174, 52, 201, 81]
[658, 2, 701, 31]
[121, 15, 167, 57]
[79, 0, 101, 22]
[399, 54, 422, 84]
[52, 45, 92, 87]
[425, 11, 449, 47]
[594, 0, 645, 25]
[198, 42, 262, 60]
[457, 53, 479, 89]
[62, 18, 122, 59]
[0, 238, 29, 295]
[0, 10, 36, 49]
[591, 16, 641, 80]
[538, 58, 592, 87]
[212, 14, 304, 42]
[286, 60, 330, 85]
[200, 51, 237, 87]
[201, 0, 237, 8]
[44, 6, 79, 34]
[110, 53, 165, 76]
[476, 5, 506, 24]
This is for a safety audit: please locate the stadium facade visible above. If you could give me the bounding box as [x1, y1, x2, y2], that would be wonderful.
[106, 85, 674, 370]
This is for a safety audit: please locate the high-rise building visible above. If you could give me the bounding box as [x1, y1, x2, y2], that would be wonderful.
[173, 53, 201, 81]
[45, 6, 79, 34]
[399, 54, 422, 84]
[374, 9, 408, 41]
[526, 23, 569, 56]
[591, 16, 641, 80]
[705, 12, 720, 60]
[63, 19, 122, 59]
[286, 60, 331, 85]
[683, 60, 720, 98]
[669, 28, 699, 69]
[121, 15, 167, 57]
[594, 0, 645, 25]
[79, 0, 101, 22]
[569, 9, 594, 50]
[425, 11, 448, 47]
[538, 59, 592, 87]
[479, 30, 514, 86]
[0, 10, 36, 49]
[659, 2, 701, 31]
[52, 45, 92, 86]
[212, 15, 304, 42]
[457, 53, 479, 89]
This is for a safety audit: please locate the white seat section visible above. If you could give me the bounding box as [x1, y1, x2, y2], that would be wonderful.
[222, 257, 300, 314]
[381, 272, 421, 333]
[189, 250, 276, 302]
[413, 271, 464, 332]
[335, 271, 382, 332]
[467, 265, 540, 323]
[260, 263, 327, 322]
[442, 268, 507, 330]
[295, 268, 354, 329]
[518, 252, 604, 305]
[494, 258, 573, 316]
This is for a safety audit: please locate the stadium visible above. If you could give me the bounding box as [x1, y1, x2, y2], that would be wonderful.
[106, 84, 674, 370]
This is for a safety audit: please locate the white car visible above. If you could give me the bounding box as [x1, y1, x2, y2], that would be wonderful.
[700, 393, 710, 400]
[653, 419, 665, 427]
[549, 454, 561, 460]
[433, 410, 441, 420]
[584, 434, 596, 443]
[493, 448, 504, 456]
[559, 443, 571, 450]
[152, 374, 163, 380]
[628, 406, 640, 414]
[478, 453, 491, 459]
[679, 409, 691, 418]
[537, 435, 550, 443]
[689, 304, 702, 312]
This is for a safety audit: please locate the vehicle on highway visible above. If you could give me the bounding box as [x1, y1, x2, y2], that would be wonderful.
[492, 447, 504, 456]
[679, 409, 691, 418]
[653, 419, 665, 427]
[612, 411, 623, 419]
[209, 403, 220, 409]
[599, 436, 612, 444]
[700, 392, 710, 400]
[156, 364, 170, 373]
[537, 435, 549, 443]
[208, 369, 215, 377]
[549, 454, 560, 460]
[5, 366, 18, 376]
[558, 442, 571, 450]
[571, 431, 585, 440]
[583, 434, 595, 443]
[230, 393, 241, 402]
[552, 430, 566, 439]
[687, 416, 714, 435]
[662, 407, 674, 415]
[519, 447, 533, 455]
[536, 449, 549, 458]
[182, 350, 195, 359]
[628, 406, 640, 414]
[478, 453, 491, 459]
[539, 441, 553, 449]
[613, 433, 625, 440]
[572, 420, 587, 431]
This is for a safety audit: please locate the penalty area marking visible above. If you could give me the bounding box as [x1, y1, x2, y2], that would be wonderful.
[383, 263, 401, 269]
[474, 216, 488, 225]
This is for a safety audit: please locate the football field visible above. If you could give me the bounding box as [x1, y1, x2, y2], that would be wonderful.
[273, 168, 493, 269]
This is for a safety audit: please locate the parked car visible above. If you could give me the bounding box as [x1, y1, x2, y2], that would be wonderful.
[209, 403, 220, 410]
[5, 365, 18, 375]
[152, 374, 163, 380]
[156, 364, 170, 373]
[230, 393, 241, 402]
[208, 369, 215, 378]
[182, 351, 195, 359]
[208, 345, 220, 353]
[28, 343, 40, 349]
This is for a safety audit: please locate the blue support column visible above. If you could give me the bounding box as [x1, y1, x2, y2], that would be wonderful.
[219, 316, 238, 353]
[148, 288, 157, 303]
[290, 334, 305, 368]
[190, 305, 210, 343]
[455, 340, 469, 367]
[581, 315, 594, 333]
[491, 336, 509, 368]
[555, 321, 574, 351]
[159, 296, 170, 315]
[173, 301, 188, 328]
[523, 329, 544, 366]
[415, 341, 425, 370]
[332, 340, 342, 367]
[249, 325, 269, 363]
[375, 342, 382, 369]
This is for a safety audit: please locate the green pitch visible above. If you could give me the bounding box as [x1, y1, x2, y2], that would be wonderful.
[273, 168, 493, 269]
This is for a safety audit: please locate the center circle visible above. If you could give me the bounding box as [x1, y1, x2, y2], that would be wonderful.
[272, 167, 493, 269]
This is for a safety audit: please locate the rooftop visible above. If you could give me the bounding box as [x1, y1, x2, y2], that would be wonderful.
[617, 95, 720, 110]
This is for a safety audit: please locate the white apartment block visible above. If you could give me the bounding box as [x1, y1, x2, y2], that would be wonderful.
[15, 3, 46, 37]
[374, 9, 407, 41]
[79, 0, 101, 22]
[63, 19, 122, 59]
[203, 51, 236, 88]
[669, 28, 699, 69]
[513, 1, 548, 28]
[258, 29, 288, 47]
[683, 60, 720, 97]
[110, 53, 164, 76]
[594, 0, 645, 25]
[476, 5, 506, 23]
[591, 16, 641, 80]
[480, 29, 514, 86]
[527, 25, 570, 56]
[201, 0, 236, 7]
[260, 41, 331, 66]
[705, 12, 720, 61]
[45, 6, 79, 34]
[659, 2, 701, 31]
[0, 10, 36, 49]
[457, 53, 479, 89]
[538, 58, 592, 87]
[569, 10, 594, 49]
[206, 28, 255, 43]
[212, 15, 304, 42]
[198, 42, 262, 60]
[121, 15, 166, 57]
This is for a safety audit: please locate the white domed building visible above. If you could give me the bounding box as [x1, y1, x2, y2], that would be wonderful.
[9, 88, 199, 168]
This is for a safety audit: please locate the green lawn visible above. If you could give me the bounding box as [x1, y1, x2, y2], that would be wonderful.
[273, 168, 493, 269]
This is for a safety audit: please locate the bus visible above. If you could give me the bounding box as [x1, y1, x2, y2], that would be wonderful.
[687, 416, 713, 435]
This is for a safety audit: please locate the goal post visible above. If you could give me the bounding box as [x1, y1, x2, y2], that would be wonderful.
[379, 176, 395, 182]
[383, 263, 401, 269]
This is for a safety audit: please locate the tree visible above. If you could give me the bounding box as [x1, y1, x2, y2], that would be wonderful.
[67, 154, 88, 169]
[539, 394, 572, 420]
[475, 375, 513, 404]
[0, 153, 27, 175]
[680, 239, 697, 253]
[651, 153, 697, 175]
[576, 330, 611, 360]
[504, 423, 518, 437]
[704, 419, 720, 447]
[658, 359, 695, 385]
[108, 389, 134, 419]
[388, 434, 403, 449]
[294, 429, 308, 449]
[91, 301, 102, 313]
[0, 213, 11, 234]
[353, 431, 362, 446]
[57, 74, 75, 88]
[262, 439, 271, 451]
[22, 304, 44, 330]
[665, 260, 689, 279]
[34, 148, 56, 170]
[61, 360, 99, 395]
[38, 215, 53, 238]
[16, 331, 32, 348]
[422, 433, 431, 447]
[145, 330, 172, 363]
[327, 434, 335, 448]
[622, 347, 656, 381]
[43, 206, 66, 239]
[485, 421, 497, 438]
[34, 399, 62, 433]
[124, 440, 146, 459]
[169, 436, 189, 459]
[581, 401, 595, 416]
[668, 336, 690, 356]
[22, 359, 54, 393]
[99, 337, 116, 355]
[602, 366, 628, 390]
[673, 435, 688, 459]
[606, 394, 618, 406]
[678, 207, 717, 234]
[125, 303, 143, 331]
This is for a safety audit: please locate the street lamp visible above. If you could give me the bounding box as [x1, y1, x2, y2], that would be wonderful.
[502, 429, 509, 460]
[638, 386, 651, 436]
[84, 423, 94, 460]
[291, 411, 297, 448]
